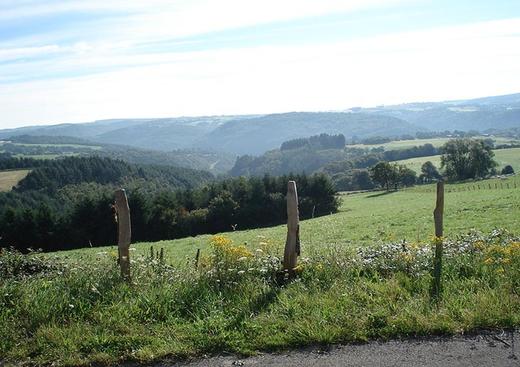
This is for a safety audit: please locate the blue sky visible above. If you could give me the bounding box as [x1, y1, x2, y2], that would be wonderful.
[1, 0, 519, 128]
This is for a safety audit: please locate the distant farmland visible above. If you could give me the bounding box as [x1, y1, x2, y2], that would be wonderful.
[349, 136, 520, 150]
[0, 169, 30, 191]
[396, 147, 520, 173]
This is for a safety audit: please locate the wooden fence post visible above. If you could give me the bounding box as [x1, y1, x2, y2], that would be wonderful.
[195, 248, 201, 269]
[431, 181, 444, 301]
[284, 181, 300, 272]
[115, 189, 131, 281]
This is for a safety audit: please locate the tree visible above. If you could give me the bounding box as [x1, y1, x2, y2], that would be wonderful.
[420, 161, 441, 183]
[398, 165, 417, 187]
[501, 165, 515, 175]
[370, 162, 398, 191]
[351, 169, 375, 190]
[440, 139, 497, 181]
[207, 190, 239, 232]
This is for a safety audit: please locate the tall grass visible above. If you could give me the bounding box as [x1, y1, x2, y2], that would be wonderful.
[1, 229, 519, 366]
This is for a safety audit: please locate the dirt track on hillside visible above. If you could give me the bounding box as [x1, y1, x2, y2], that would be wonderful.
[146, 330, 519, 367]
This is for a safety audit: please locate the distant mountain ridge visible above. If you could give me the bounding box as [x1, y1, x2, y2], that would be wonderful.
[195, 112, 421, 155]
[355, 93, 520, 131]
[1, 92, 519, 156]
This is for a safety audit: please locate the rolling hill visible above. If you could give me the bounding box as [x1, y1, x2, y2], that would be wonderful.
[194, 112, 421, 155]
[1, 92, 520, 156]
[356, 93, 520, 131]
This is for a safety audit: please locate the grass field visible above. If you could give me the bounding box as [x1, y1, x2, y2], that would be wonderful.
[2, 176, 520, 366]
[0, 141, 101, 161]
[13, 143, 102, 150]
[349, 136, 520, 150]
[396, 147, 520, 173]
[0, 169, 30, 191]
[59, 176, 520, 264]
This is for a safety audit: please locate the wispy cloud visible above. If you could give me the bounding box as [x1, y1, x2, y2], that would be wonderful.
[0, 0, 519, 127]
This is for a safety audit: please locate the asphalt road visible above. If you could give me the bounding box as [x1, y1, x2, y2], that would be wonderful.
[150, 331, 519, 367]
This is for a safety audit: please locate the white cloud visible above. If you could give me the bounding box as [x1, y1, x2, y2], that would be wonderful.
[1, 16, 519, 127]
[0, 44, 61, 62]
[1, 0, 408, 46]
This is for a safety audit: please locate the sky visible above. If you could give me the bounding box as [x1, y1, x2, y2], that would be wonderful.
[0, 0, 520, 128]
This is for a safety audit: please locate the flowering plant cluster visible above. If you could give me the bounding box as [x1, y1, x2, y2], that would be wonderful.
[206, 235, 280, 287]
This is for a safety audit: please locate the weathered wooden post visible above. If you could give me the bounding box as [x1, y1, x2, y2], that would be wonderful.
[115, 189, 131, 281]
[195, 248, 201, 269]
[431, 181, 444, 301]
[283, 181, 300, 273]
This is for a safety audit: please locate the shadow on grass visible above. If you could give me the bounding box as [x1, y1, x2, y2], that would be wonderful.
[366, 190, 398, 198]
[228, 287, 281, 329]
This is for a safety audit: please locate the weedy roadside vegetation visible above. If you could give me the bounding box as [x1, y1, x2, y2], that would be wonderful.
[1, 229, 519, 366]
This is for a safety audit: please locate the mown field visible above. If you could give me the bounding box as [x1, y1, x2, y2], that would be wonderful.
[1, 176, 520, 366]
[396, 147, 520, 174]
[0, 169, 30, 192]
[348, 136, 519, 150]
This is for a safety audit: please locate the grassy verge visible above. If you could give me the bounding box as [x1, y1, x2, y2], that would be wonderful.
[1, 230, 519, 366]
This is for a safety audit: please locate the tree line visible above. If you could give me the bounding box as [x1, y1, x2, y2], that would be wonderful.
[328, 138, 507, 191]
[280, 133, 346, 151]
[369, 138, 504, 190]
[0, 171, 339, 252]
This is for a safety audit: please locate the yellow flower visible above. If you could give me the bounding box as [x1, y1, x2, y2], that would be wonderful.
[293, 264, 304, 273]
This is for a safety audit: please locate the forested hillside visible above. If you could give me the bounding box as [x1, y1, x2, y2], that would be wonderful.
[1, 135, 235, 174]
[230, 132, 440, 182]
[12, 156, 213, 193]
[195, 112, 420, 155]
[0, 171, 338, 251]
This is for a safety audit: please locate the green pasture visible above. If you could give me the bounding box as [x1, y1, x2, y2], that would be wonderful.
[349, 136, 519, 150]
[56, 176, 520, 265]
[396, 148, 520, 173]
